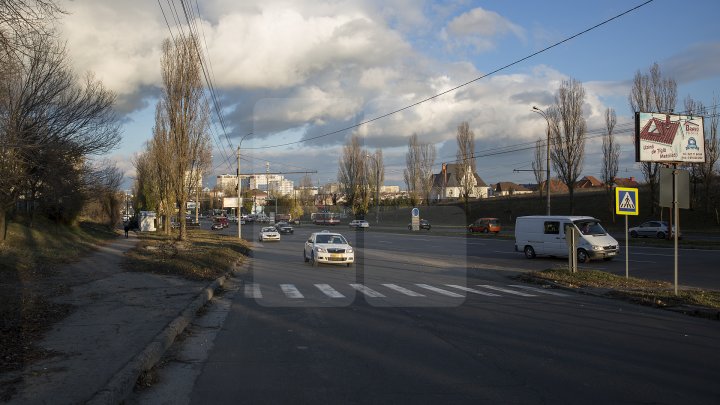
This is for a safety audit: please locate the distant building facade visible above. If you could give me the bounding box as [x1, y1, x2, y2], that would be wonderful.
[430, 163, 491, 201]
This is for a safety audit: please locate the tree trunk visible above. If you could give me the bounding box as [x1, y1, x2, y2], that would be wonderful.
[0, 207, 7, 242]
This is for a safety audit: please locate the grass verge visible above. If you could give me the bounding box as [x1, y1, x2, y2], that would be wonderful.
[123, 227, 250, 281]
[518, 268, 720, 318]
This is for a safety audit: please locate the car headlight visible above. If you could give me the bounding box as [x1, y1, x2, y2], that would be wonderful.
[592, 245, 603, 250]
[316, 247, 327, 253]
[346, 248, 353, 253]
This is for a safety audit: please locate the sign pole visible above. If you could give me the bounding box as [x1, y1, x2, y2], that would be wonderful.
[625, 215, 629, 279]
[616, 186, 639, 279]
[673, 165, 679, 296]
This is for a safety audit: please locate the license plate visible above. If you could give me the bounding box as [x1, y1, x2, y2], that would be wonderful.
[607, 252, 616, 256]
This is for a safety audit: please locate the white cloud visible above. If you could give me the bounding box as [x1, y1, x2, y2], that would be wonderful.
[443, 7, 525, 52]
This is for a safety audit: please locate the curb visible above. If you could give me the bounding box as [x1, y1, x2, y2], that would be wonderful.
[87, 259, 245, 405]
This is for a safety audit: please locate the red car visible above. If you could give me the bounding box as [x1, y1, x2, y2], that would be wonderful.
[468, 218, 501, 234]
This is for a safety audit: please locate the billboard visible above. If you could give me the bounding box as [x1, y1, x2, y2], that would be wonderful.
[635, 112, 705, 163]
[223, 197, 239, 208]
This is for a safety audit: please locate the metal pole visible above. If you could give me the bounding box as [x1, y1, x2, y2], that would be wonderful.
[237, 146, 241, 240]
[533, 106, 551, 215]
[673, 165, 678, 295]
[546, 121, 551, 215]
[625, 215, 629, 279]
[375, 160, 380, 224]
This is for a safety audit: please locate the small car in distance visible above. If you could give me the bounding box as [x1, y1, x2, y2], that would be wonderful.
[304, 231, 354, 267]
[274, 222, 294, 234]
[349, 220, 369, 229]
[468, 218, 501, 234]
[259, 226, 281, 242]
[629, 220, 679, 239]
[408, 219, 431, 230]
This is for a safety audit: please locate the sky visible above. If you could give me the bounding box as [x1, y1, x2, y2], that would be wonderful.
[56, 0, 720, 190]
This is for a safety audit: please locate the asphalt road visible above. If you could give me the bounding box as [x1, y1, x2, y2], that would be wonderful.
[132, 223, 720, 404]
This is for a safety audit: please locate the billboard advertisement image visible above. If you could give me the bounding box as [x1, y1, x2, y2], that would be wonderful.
[635, 112, 705, 163]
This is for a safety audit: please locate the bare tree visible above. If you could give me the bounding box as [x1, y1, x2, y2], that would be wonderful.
[0, 0, 63, 59]
[90, 160, 123, 227]
[148, 102, 175, 234]
[338, 135, 369, 216]
[532, 138, 545, 201]
[419, 141, 436, 205]
[404, 134, 422, 206]
[601, 107, 620, 220]
[629, 62, 677, 214]
[455, 121, 477, 210]
[700, 98, 719, 212]
[550, 79, 586, 214]
[298, 174, 314, 207]
[158, 34, 211, 240]
[0, 34, 119, 239]
[132, 149, 159, 215]
[367, 148, 384, 207]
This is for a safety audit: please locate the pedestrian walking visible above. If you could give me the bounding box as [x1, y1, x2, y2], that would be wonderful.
[124, 223, 130, 238]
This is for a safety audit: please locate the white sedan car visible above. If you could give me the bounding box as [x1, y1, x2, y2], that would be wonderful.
[258, 226, 280, 242]
[349, 219, 369, 229]
[304, 231, 354, 267]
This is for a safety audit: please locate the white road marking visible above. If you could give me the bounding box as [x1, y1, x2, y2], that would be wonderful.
[445, 284, 500, 297]
[382, 284, 425, 297]
[476, 285, 537, 297]
[315, 284, 345, 298]
[415, 284, 464, 297]
[350, 284, 386, 298]
[507, 285, 569, 296]
[244, 283, 262, 299]
[280, 284, 304, 299]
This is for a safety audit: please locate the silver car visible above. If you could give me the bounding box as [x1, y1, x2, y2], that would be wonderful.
[629, 221, 678, 239]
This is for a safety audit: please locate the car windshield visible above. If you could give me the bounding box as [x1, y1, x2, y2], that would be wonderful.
[262, 227, 275, 232]
[315, 234, 347, 244]
[574, 220, 606, 235]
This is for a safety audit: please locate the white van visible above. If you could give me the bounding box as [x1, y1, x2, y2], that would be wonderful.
[515, 216, 619, 263]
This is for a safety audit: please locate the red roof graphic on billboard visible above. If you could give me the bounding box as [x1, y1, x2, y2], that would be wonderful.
[639, 116, 680, 146]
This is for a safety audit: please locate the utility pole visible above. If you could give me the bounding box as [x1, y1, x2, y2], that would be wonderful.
[533, 106, 552, 215]
[237, 146, 241, 240]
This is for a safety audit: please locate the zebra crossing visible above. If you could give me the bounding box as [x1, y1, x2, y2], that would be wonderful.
[242, 282, 569, 301]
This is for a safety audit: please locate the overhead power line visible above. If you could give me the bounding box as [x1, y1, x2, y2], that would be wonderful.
[243, 0, 655, 150]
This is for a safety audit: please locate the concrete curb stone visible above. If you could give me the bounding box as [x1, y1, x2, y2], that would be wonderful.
[87, 260, 243, 405]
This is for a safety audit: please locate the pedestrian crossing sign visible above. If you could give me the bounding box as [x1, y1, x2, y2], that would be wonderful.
[615, 187, 639, 215]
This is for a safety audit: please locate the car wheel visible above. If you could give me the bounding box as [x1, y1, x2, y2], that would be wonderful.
[483, 228, 489, 233]
[408, 225, 412, 230]
[577, 249, 589, 264]
[346, 263, 351, 267]
[656, 231, 666, 239]
[311, 251, 318, 267]
[630, 230, 638, 238]
[524, 246, 535, 259]
[304, 251, 309, 263]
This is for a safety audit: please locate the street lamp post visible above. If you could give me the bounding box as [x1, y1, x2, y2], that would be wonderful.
[237, 132, 252, 240]
[533, 106, 551, 216]
[365, 154, 380, 224]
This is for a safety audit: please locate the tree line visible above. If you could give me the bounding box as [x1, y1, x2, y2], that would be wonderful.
[132, 33, 212, 241]
[0, 1, 122, 241]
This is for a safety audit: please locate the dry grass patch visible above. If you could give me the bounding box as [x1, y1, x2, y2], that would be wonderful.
[123, 228, 249, 281]
[519, 268, 720, 315]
